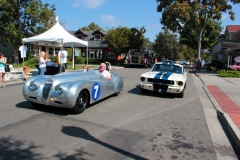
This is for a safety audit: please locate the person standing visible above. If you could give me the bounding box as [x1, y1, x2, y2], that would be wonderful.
[0, 52, 7, 87]
[58, 49, 68, 72]
[99, 63, 111, 80]
[117, 55, 121, 65]
[201, 59, 205, 67]
[39, 51, 46, 75]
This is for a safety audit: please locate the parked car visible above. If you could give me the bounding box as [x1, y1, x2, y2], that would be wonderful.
[178, 59, 190, 65]
[161, 60, 175, 64]
[23, 70, 123, 114]
[140, 62, 187, 98]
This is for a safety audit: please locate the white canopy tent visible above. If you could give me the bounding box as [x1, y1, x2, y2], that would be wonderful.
[22, 19, 89, 67]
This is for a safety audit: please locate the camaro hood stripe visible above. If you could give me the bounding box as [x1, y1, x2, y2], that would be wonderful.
[154, 72, 173, 80]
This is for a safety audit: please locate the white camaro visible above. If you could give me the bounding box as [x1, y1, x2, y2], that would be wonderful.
[140, 62, 187, 98]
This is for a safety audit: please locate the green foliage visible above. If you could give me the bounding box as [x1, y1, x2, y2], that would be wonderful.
[218, 70, 240, 78]
[156, 0, 240, 63]
[0, 0, 56, 48]
[74, 56, 85, 64]
[79, 22, 104, 32]
[207, 60, 227, 71]
[179, 45, 195, 61]
[180, 20, 222, 50]
[153, 32, 181, 61]
[142, 37, 154, 50]
[104, 26, 146, 54]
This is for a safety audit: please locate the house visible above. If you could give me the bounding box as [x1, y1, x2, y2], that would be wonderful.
[212, 25, 240, 66]
[27, 29, 114, 60]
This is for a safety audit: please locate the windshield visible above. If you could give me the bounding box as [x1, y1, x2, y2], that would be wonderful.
[151, 64, 183, 74]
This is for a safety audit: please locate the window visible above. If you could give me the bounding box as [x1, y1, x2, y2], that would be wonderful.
[49, 48, 61, 56]
[77, 34, 83, 39]
[94, 34, 101, 40]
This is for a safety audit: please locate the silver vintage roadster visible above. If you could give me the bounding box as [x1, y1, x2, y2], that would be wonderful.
[23, 70, 123, 114]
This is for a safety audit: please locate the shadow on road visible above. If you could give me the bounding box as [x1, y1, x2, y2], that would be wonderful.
[15, 101, 71, 116]
[0, 136, 44, 160]
[61, 126, 148, 160]
[128, 85, 175, 99]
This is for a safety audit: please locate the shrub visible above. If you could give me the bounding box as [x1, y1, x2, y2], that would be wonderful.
[218, 70, 240, 78]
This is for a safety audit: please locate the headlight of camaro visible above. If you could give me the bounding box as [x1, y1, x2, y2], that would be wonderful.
[177, 81, 184, 86]
[29, 81, 38, 90]
[140, 77, 145, 81]
[55, 84, 63, 95]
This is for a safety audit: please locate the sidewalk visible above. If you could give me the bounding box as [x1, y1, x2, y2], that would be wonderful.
[192, 68, 240, 151]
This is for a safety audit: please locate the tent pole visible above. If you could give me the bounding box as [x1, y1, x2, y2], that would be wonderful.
[87, 46, 88, 65]
[22, 44, 24, 67]
[60, 40, 63, 73]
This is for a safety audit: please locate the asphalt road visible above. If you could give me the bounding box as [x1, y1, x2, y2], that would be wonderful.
[0, 68, 237, 159]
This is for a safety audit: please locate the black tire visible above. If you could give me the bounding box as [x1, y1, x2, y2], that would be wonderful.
[177, 89, 184, 98]
[140, 87, 148, 93]
[71, 90, 89, 114]
[114, 92, 120, 96]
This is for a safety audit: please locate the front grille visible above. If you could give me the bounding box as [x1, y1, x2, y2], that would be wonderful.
[42, 80, 53, 99]
[153, 83, 168, 91]
[148, 78, 174, 85]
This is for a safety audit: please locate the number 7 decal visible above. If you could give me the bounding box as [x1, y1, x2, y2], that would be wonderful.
[92, 82, 101, 101]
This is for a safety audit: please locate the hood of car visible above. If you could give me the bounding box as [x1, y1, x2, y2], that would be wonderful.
[141, 71, 184, 81]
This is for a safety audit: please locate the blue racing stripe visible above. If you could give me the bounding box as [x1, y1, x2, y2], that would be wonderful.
[154, 72, 173, 80]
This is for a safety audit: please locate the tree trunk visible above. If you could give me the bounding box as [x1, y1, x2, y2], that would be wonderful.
[196, 29, 203, 70]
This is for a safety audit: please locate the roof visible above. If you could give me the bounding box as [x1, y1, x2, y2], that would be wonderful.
[225, 25, 240, 35]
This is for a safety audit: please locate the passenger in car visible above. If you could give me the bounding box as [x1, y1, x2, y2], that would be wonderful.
[99, 63, 111, 80]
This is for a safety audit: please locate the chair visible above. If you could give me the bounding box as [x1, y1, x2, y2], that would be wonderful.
[6, 64, 19, 79]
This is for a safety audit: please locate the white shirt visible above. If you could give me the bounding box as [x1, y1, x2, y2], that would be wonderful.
[99, 70, 111, 78]
[58, 50, 68, 63]
[19, 46, 28, 58]
[39, 57, 46, 68]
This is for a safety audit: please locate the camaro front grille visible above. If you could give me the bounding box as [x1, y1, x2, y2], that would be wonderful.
[148, 78, 174, 85]
[42, 80, 53, 99]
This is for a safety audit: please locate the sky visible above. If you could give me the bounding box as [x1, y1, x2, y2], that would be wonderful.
[42, 0, 240, 42]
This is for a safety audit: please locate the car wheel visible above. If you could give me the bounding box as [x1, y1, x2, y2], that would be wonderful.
[177, 89, 184, 98]
[140, 87, 148, 93]
[71, 90, 89, 114]
[114, 92, 120, 96]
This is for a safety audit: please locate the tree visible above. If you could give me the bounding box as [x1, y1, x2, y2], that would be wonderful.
[0, 0, 56, 48]
[104, 26, 130, 55]
[153, 32, 181, 61]
[128, 27, 146, 49]
[180, 20, 222, 50]
[104, 26, 146, 55]
[156, 0, 240, 69]
[79, 22, 104, 32]
[142, 37, 154, 50]
[179, 45, 196, 62]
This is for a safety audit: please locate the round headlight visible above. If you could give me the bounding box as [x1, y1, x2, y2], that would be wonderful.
[178, 81, 184, 86]
[29, 81, 38, 90]
[140, 77, 145, 81]
[55, 85, 63, 95]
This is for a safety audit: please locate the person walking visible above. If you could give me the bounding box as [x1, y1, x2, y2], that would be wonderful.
[0, 52, 7, 87]
[39, 51, 46, 75]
